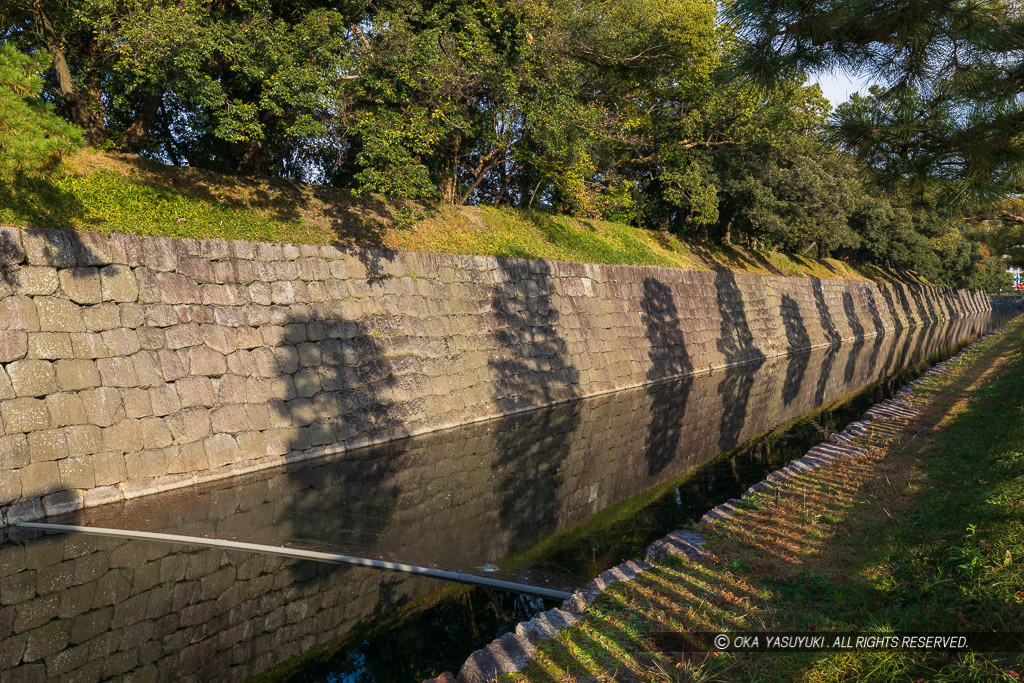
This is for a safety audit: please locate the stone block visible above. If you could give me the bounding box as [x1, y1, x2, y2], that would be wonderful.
[54, 360, 100, 391]
[216, 374, 247, 404]
[156, 272, 200, 304]
[14, 267, 58, 295]
[59, 268, 102, 304]
[96, 357, 139, 388]
[199, 325, 235, 355]
[166, 408, 210, 444]
[0, 330, 28, 362]
[131, 351, 164, 388]
[82, 302, 121, 332]
[35, 298, 84, 333]
[23, 228, 76, 267]
[142, 236, 178, 272]
[293, 368, 321, 398]
[124, 449, 167, 480]
[0, 367, 16, 400]
[167, 442, 208, 473]
[58, 456, 96, 490]
[80, 387, 123, 427]
[156, 350, 187, 382]
[6, 359, 57, 397]
[210, 404, 249, 434]
[140, 417, 173, 450]
[69, 332, 108, 359]
[165, 323, 201, 350]
[27, 429, 68, 462]
[120, 387, 153, 418]
[0, 434, 29, 468]
[178, 256, 215, 282]
[73, 231, 112, 266]
[100, 328, 141, 356]
[226, 350, 256, 376]
[0, 296, 39, 331]
[64, 425, 101, 457]
[137, 327, 165, 351]
[235, 430, 268, 459]
[27, 332, 72, 359]
[91, 451, 127, 486]
[0, 225, 25, 266]
[0, 470, 21, 505]
[188, 346, 226, 377]
[108, 233, 144, 266]
[99, 264, 139, 303]
[45, 393, 86, 427]
[203, 434, 239, 468]
[19, 460, 60, 499]
[1, 398, 50, 433]
[149, 384, 181, 416]
[175, 376, 216, 408]
[102, 419, 143, 453]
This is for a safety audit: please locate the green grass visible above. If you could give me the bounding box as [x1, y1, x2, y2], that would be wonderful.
[505, 317, 1024, 682]
[0, 149, 923, 284]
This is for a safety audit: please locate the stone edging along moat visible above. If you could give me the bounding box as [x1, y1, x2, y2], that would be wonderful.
[448, 325, 1007, 683]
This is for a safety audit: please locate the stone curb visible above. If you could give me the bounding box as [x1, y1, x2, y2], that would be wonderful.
[442, 323, 1009, 683]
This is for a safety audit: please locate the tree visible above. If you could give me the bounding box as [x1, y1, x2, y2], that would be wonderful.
[725, 0, 1024, 205]
[0, 44, 82, 177]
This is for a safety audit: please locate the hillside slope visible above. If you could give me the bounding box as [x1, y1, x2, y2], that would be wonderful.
[0, 149, 922, 284]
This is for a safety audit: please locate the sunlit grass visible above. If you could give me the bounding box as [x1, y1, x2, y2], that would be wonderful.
[0, 149, 922, 284]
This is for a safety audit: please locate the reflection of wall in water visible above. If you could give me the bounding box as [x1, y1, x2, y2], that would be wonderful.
[68, 319, 987, 573]
[0, 317, 989, 682]
[0, 224, 992, 525]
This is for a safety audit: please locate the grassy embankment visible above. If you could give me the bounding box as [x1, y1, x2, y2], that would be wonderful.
[0, 149, 920, 284]
[505, 317, 1024, 682]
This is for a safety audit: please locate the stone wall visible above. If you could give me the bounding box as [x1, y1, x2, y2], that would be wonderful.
[0, 225, 990, 525]
[0, 316, 990, 683]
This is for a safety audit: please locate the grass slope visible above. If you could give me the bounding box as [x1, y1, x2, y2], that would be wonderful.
[505, 317, 1024, 682]
[0, 149, 919, 283]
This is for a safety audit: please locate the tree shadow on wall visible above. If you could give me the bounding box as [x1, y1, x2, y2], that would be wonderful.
[811, 280, 841, 405]
[489, 259, 582, 548]
[0, 223, 105, 287]
[780, 293, 811, 407]
[640, 277, 694, 476]
[714, 273, 766, 452]
[842, 292, 866, 383]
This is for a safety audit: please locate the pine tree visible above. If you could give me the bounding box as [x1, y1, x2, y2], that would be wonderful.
[0, 44, 83, 176]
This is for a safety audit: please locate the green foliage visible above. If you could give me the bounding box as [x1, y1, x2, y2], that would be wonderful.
[0, 44, 82, 176]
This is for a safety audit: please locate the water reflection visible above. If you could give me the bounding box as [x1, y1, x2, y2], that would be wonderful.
[0, 314, 999, 682]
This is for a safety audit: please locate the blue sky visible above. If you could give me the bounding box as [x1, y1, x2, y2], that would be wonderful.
[808, 69, 873, 108]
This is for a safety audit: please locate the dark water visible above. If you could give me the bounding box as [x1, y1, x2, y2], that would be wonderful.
[0, 314, 1009, 682]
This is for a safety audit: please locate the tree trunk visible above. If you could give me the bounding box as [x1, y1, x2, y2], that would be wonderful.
[120, 95, 163, 147]
[33, 1, 107, 144]
[818, 241, 826, 258]
[722, 217, 733, 246]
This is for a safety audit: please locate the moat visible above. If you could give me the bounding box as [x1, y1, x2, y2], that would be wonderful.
[0, 314, 1007, 682]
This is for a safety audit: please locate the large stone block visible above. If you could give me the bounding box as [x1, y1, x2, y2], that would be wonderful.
[58, 456, 96, 490]
[64, 425, 102, 457]
[0, 330, 28, 362]
[45, 393, 87, 427]
[27, 332, 72, 360]
[0, 434, 29, 469]
[166, 407, 211, 444]
[175, 376, 216, 408]
[14, 266, 59, 295]
[99, 264, 140, 303]
[6, 359, 56, 397]
[54, 360, 100, 392]
[156, 272, 200, 305]
[23, 228, 77, 267]
[142, 236, 178, 272]
[0, 296, 39, 331]
[188, 346, 227, 377]
[96, 357, 140, 388]
[27, 429, 68, 462]
[203, 434, 240, 468]
[102, 419, 143, 453]
[82, 303, 121, 332]
[35, 298, 85, 333]
[80, 387, 123, 427]
[19, 460, 61, 499]
[59, 268, 102, 304]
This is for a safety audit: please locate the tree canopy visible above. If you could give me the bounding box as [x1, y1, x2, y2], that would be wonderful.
[1, 0, 1020, 288]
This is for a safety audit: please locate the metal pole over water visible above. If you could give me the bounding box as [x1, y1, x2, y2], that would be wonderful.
[17, 521, 573, 600]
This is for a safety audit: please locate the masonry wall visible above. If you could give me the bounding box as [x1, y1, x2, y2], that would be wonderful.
[0, 317, 990, 683]
[0, 226, 990, 525]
